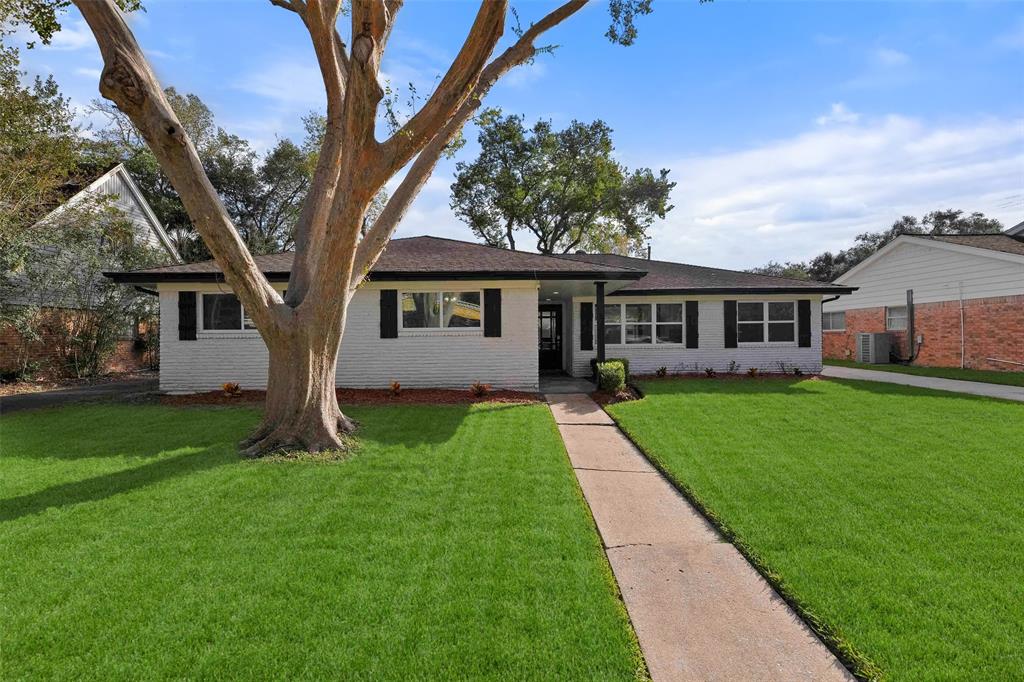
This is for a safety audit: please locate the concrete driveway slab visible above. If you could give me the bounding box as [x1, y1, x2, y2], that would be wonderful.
[0, 377, 158, 415]
[822, 365, 1024, 402]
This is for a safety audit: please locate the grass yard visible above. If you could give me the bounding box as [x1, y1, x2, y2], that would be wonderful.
[825, 358, 1024, 387]
[608, 378, 1024, 680]
[0, 403, 643, 680]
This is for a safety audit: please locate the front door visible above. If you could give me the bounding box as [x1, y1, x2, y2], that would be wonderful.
[538, 305, 563, 371]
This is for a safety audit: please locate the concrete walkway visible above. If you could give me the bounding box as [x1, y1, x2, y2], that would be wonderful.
[822, 365, 1024, 402]
[0, 377, 158, 415]
[547, 393, 852, 682]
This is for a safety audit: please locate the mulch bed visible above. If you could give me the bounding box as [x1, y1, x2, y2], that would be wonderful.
[632, 372, 820, 381]
[160, 387, 542, 407]
[590, 386, 642, 407]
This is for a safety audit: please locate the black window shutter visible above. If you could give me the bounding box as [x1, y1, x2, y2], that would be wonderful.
[483, 288, 502, 337]
[580, 302, 594, 351]
[178, 291, 196, 341]
[798, 299, 812, 347]
[685, 300, 699, 348]
[723, 300, 737, 348]
[380, 289, 398, 338]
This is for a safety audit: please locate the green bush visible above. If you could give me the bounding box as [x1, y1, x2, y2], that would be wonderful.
[590, 357, 629, 379]
[597, 361, 626, 392]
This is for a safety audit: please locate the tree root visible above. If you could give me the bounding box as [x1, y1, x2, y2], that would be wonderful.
[240, 413, 359, 459]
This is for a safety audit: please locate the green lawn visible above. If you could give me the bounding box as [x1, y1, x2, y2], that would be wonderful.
[825, 358, 1024, 387]
[608, 378, 1024, 681]
[0, 403, 644, 680]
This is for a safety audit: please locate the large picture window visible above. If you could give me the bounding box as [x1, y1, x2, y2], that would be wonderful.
[886, 306, 907, 331]
[738, 301, 796, 344]
[401, 291, 481, 329]
[202, 293, 257, 331]
[599, 302, 685, 345]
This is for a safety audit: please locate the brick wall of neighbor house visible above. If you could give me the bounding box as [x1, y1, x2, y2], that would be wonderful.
[571, 294, 825, 377]
[823, 294, 1024, 371]
[0, 308, 153, 376]
[157, 280, 540, 394]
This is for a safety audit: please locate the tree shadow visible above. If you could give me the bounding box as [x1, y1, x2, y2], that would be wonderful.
[345, 401, 540, 447]
[0, 448, 231, 522]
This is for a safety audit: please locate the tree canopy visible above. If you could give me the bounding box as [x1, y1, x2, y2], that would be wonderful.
[748, 209, 1005, 282]
[451, 111, 674, 255]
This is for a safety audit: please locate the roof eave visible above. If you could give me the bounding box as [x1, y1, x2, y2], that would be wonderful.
[611, 286, 858, 296]
[103, 269, 644, 284]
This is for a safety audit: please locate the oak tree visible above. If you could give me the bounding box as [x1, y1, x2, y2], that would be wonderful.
[451, 111, 674, 255]
[64, 0, 655, 455]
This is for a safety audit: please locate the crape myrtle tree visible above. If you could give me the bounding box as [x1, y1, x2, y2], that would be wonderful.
[451, 111, 675, 256]
[64, 0, 659, 456]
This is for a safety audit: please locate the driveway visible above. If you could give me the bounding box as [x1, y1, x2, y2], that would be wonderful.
[0, 377, 159, 415]
[822, 365, 1024, 402]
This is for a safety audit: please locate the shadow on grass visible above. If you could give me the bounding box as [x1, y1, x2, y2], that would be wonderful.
[0, 448, 231, 522]
[346, 401, 536, 447]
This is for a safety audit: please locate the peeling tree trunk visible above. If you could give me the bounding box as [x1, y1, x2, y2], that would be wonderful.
[244, 313, 356, 456]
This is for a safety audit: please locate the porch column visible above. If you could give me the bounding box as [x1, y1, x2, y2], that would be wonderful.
[595, 281, 606, 363]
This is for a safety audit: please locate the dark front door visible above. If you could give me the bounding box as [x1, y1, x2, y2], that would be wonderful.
[538, 305, 563, 371]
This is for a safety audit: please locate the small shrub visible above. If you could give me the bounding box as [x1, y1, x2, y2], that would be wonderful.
[727, 360, 739, 375]
[590, 357, 630, 380]
[597, 361, 626, 392]
[793, 367, 804, 377]
[222, 382, 241, 396]
[747, 367, 759, 378]
[656, 366, 667, 378]
[776, 361, 788, 374]
[389, 380, 402, 396]
[704, 367, 716, 378]
[470, 380, 490, 397]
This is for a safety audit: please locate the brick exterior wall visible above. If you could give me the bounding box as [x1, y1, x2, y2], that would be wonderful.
[823, 294, 1024, 371]
[0, 307, 156, 377]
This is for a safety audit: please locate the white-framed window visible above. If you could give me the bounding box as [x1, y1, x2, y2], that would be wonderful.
[822, 310, 845, 332]
[202, 293, 257, 331]
[886, 306, 907, 331]
[737, 301, 796, 344]
[401, 290, 482, 329]
[599, 302, 685, 345]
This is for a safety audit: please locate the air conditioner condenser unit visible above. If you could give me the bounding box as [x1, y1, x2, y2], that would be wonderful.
[857, 333, 890, 364]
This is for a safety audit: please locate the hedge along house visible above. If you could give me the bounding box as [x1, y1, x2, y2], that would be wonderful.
[822, 232, 1024, 371]
[105, 236, 855, 393]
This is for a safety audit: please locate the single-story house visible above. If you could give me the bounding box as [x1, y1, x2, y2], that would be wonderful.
[822, 232, 1024, 371]
[106, 236, 855, 393]
[0, 163, 181, 374]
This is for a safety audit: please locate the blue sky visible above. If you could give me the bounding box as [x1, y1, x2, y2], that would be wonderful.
[15, 0, 1024, 269]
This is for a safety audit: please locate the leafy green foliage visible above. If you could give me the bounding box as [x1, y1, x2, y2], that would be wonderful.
[597, 360, 626, 391]
[0, 0, 142, 47]
[451, 110, 674, 255]
[610, 378, 1024, 680]
[749, 209, 1004, 282]
[1, 403, 644, 678]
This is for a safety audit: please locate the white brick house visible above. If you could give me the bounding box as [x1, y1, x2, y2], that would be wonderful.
[105, 236, 855, 393]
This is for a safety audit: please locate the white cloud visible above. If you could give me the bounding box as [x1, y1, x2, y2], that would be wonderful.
[500, 60, 548, 89]
[74, 67, 102, 80]
[873, 47, 910, 67]
[647, 114, 1024, 269]
[234, 59, 325, 108]
[33, 18, 95, 51]
[815, 103, 860, 126]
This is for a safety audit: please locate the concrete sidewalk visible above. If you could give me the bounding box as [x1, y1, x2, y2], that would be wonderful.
[547, 393, 852, 682]
[822, 365, 1024, 402]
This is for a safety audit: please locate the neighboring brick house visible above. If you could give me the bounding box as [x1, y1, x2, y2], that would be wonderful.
[1, 164, 181, 376]
[822, 232, 1024, 372]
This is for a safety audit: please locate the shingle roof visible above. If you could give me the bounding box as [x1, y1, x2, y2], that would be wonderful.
[557, 252, 855, 294]
[911, 233, 1024, 257]
[105, 236, 644, 283]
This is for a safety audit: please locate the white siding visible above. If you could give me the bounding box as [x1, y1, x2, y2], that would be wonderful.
[158, 281, 539, 393]
[570, 294, 824, 376]
[92, 171, 166, 250]
[825, 240, 1024, 312]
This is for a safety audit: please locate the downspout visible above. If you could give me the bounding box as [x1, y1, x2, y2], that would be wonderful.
[959, 282, 965, 369]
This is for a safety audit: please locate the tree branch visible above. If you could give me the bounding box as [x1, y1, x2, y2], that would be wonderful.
[352, 0, 589, 282]
[378, 0, 507, 176]
[73, 0, 283, 331]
